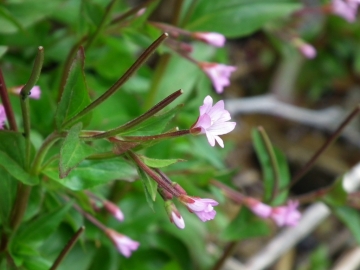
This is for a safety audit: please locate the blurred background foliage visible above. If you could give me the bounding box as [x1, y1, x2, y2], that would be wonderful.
[1, 0, 360, 269]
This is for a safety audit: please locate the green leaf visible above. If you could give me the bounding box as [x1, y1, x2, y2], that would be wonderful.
[120, 104, 183, 136]
[221, 207, 270, 241]
[323, 177, 347, 206]
[333, 206, 360, 244]
[14, 203, 72, 245]
[252, 128, 290, 204]
[0, 167, 17, 226]
[0, 0, 62, 34]
[55, 47, 92, 129]
[136, 167, 157, 211]
[140, 155, 184, 168]
[43, 158, 137, 190]
[0, 131, 39, 185]
[59, 123, 95, 178]
[186, 0, 301, 37]
[0, 46, 8, 59]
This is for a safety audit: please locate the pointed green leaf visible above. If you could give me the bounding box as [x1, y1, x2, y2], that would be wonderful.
[119, 104, 183, 136]
[55, 47, 91, 129]
[14, 203, 72, 244]
[333, 206, 360, 244]
[136, 167, 157, 211]
[43, 159, 137, 190]
[0, 131, 39, 185]
[59, 123, 95, 178]
[140, 155, 184, 168]
[186, 0, 301, 38]
[252, 128, 290, 204]
[323, 177, 347, 206]
[0, 168, 17, 226]
[221, 207, 270, 241]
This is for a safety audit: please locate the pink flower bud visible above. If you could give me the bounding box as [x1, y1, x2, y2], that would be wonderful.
[12, 85, 41, 99]
[270, 200, 301, 227]
[0, 104, 6, 129]
[331, 0, 358, 22]
[165, 201, 185, 229]
[105, 229, 139, 257]
[199, 62, 236, 94]
[103, 201, 124, 222]
[245, 197, 272, 218]
[292, 38, 316, 59]
[178, 195, 218, 222]
[192, 32, 226, 47]
[192, 96, 236, 148]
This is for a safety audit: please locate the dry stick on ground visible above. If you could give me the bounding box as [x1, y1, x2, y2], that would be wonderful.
[221, 163, 360, 270]
[225, 95, 360, 147]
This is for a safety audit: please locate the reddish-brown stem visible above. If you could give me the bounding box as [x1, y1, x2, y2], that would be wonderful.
[211, 180, 245, 204]
[0, 69, 17, 131]
[128, 151, 179, 196]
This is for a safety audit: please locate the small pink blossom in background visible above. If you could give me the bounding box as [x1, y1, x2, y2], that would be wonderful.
[0, 104, 6, 129]
[192, 32, 226, 47]
[270, 200, 301, 227]
[13, 85, 41, 99]
[331, 0, 358, 22]
[199, 62, 236, 94]
[245, 198, 301, 227]
[103, 201, 124, 222]
[179, 195, 219, 222]
[192, 95, 236, 148]
[245, 197, 272, 218]
[106, 229, 139, 257]
[298, 43, 317, 59]
[136, 8, 146, 17]
[292, 38, 316, 59]
[165, 201, 185, 229]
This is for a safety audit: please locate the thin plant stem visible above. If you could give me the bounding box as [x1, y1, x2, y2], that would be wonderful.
[0, 69, 17, 131]
[172, 0, 184, 25]
[122, 129, 191, 141]
[9, 184, 31, 231]
[63, 33, 168, 128]
[83, 89, 183, 140]
[31, 132, 61, 175]
[50, 226, 85, 270]
[257, 126, 280, 203]
[288, 103, 360, 190]
[211, 180, 245, 204]
[212, 241, 238, 270]
[144, 53, 171, 110]
[128, 151, 179, 196]
[72, 202, 107, 231]
[84, 0, 117, 50]
[20, 46, 44, 170]
[110, 0, 156, 25]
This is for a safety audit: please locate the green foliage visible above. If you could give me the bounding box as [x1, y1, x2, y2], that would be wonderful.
[333, 206, 360, 245]
[59, 123, 95, 178]
[185, 0, 301, 37]
[0, 132, 39, 185]
[221, 207, 270, 241]
[252, 128, 290, 204]
[55, 47, 91, 130]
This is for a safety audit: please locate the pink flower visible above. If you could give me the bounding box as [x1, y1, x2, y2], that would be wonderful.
[331, 0, 358, 22]
[0, 104, 5, 129]
[13, 85, 41, 99]
[270, 201, 301, 227]
[199, 62, 236, 93]
[103, 201, 124, 222]
[192, 96, 236, 148]
[106, 229, 139, 257]
[179, 195, 218, 222]
[292, 38, 316, 59]
[245, 198, 272, 218]
[192, 32, 226, 47]
[165, 201, 185, 229]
